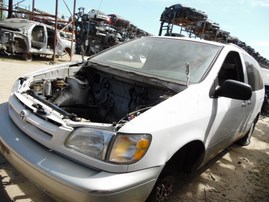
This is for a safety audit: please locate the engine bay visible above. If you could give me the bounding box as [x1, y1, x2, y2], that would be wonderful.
[28, 64, 177, 126]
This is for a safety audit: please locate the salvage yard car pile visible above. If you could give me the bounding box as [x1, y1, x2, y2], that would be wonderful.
[75, 8, 151, 56]
[159, 4, 269, 69]
[0, 36, 264, 201]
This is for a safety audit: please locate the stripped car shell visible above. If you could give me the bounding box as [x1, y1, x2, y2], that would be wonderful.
[0, 18, 74, 60]
[0, 36, 265, 201]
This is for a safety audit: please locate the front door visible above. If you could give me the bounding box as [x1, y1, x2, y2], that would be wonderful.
[205, 51, 248, 158]
[31, 25, 45, 50]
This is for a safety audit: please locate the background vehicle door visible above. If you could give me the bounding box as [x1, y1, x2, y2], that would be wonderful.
[31, 25, 46, 50]
[46, 27, 56, 53]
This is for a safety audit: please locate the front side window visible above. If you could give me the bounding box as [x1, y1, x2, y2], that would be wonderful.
[218, 51, 244, 86]
[31, 25, 45, 49]
[91, 37, 222, 84]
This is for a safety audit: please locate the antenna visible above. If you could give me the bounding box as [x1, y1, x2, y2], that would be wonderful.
[98, 0, 103, 12]
[185, 62, 190, 87]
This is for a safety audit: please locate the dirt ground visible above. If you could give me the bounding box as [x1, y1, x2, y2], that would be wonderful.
[170, 117, 269, 202]
[0, 55, 269, 202]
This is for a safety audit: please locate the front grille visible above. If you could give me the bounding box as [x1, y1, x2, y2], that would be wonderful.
[8, 93, 73, 150]
[9, 104, 53, 141]
[16, 97, 62, 127]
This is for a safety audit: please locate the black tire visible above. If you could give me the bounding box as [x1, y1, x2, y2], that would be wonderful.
[146, 173, 175, 202]
[22, 52, 32, 61]
[65, 48, 72, 57]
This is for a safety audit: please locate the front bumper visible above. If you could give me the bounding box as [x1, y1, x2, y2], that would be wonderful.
[0, 102, 162, 202]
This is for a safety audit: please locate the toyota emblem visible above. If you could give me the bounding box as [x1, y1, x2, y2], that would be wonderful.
[20, 110, 27, 120]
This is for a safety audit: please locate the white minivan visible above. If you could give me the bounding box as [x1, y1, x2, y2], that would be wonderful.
[0, 36, 264, 202]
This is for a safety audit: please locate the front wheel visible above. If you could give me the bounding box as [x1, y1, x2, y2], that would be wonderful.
[22, 52, 32, 61]
[146, 173, 175, 202]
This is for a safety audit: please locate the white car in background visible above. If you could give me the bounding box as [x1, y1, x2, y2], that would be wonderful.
[0, 36, 264, 202]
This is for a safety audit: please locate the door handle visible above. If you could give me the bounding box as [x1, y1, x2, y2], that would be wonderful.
[242, 101, 246, 108]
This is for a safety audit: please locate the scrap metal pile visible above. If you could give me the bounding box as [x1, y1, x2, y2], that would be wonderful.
[1, 5, 151, 57]
[159, 4, 269, 69]
[75, 7, 151, 56]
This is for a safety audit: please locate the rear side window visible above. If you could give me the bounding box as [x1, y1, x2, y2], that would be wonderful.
[243, 54, 263, 91]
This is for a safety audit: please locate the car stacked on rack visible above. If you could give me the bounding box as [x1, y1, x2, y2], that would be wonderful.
[159, 3, 269, 69]
[75, 7, 151, 56]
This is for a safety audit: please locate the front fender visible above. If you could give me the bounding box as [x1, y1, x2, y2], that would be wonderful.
[122, 85, 212, 172]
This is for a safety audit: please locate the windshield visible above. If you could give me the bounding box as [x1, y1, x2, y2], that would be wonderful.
[91, 37, 222, 83]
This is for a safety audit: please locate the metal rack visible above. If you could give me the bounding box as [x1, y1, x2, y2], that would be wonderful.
[158, 4, 269, 68]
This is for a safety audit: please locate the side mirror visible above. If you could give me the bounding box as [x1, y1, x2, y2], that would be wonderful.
[213, 79, 252, 100]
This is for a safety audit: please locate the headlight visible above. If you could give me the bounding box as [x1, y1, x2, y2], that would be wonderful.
[65, 128, 114, 160]
[109, 134, 151, 164]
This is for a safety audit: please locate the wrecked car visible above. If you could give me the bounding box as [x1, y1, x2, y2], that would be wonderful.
[0, 36, 264, 201]
[88, 9, 110, 22]
[0, 18, 74, 60]
[160, 4, 207, 23]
